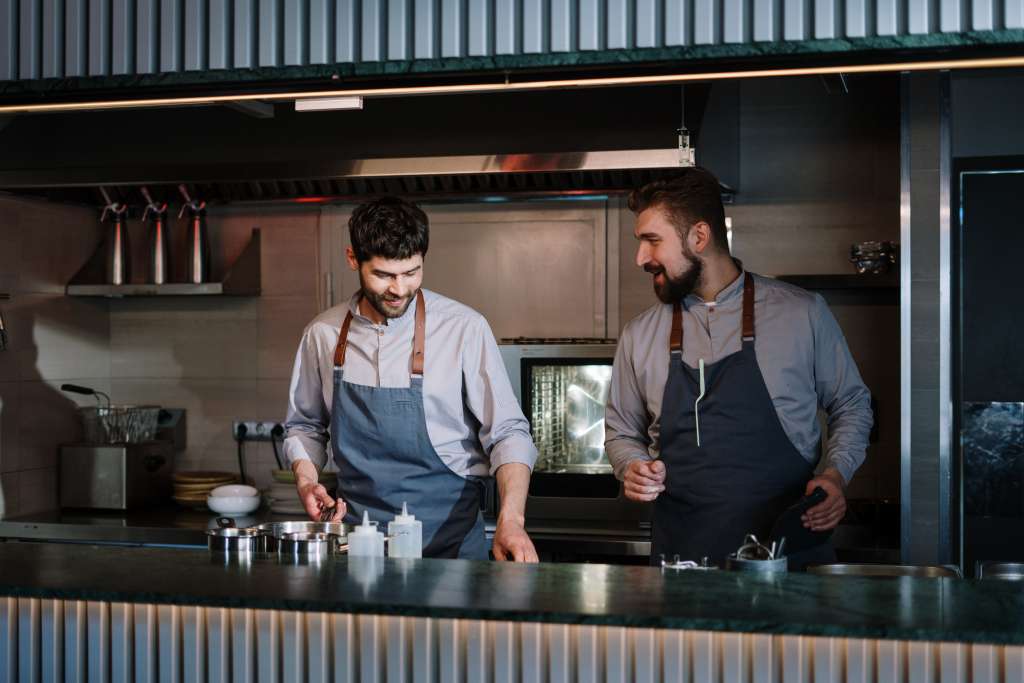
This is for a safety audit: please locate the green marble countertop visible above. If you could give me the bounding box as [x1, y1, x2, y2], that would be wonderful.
[1, 543, 1022, 644]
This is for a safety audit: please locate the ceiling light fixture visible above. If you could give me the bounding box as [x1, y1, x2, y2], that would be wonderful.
[0, 54, 1022, 114]
[294, 96, 364, 112]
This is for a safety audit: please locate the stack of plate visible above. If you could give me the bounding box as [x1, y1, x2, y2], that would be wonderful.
[173, 471, 238, 509]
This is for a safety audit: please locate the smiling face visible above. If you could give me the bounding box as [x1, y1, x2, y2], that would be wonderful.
[634, 205, 704, 304]
[347, 251, 424, 320]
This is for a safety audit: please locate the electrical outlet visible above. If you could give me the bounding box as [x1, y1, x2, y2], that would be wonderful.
[233, 420, 284, 441]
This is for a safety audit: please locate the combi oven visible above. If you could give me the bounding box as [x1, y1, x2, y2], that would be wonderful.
[499, 340, 653, 525]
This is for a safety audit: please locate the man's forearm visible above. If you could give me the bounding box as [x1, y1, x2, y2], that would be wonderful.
[495, 463, 530, 525]
[292, 458, 320, 488]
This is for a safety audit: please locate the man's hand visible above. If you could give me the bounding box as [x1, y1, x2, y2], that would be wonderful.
[623, 459, 666, 502]
[492, 514, 539, 563]
[802, 467, 847, 531]
[293, 459, 345, 522]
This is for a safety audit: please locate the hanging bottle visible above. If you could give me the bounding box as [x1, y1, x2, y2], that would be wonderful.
[100, 187, 130, 286]
[178, 184, 210, 284]
[141, 187, 170, 285]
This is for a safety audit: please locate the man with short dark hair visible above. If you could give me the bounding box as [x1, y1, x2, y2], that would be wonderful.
[285, 197, 538, 561]
[605, 168, 873, 568]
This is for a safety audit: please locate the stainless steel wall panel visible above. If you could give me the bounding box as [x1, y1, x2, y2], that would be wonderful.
[972, 0, 994, 27]
[877, 0, 901, 33]
[940, 0, 963, 31]
[493, 621, 517, 683]
[86, 601, 109, 683]
[0, 0, 16, 83]
[635, 0, 661, 46]
[111, 0, 135, 74]
[182, 606, 206, 683]
[1008, 0, 1024, 27]
[110, 603, 132, 683]
[694, 0, 719, 43]
[234, 0, 257, 69]
[691, 630, 718, 682]
[64, 601, 86, 683]
[306, 613, 331, 683]
[132, 604, 157, 683]
[255, 609, 280, 683]
[441, 0, 464, 57]
[846, 0, 869, 38]
[230, 608, 256, 683]
[361, 0, 386, 63]
[160, 0, 183, 72]
[283, 0, 308, 64]
[751, 632, 777, 683]
[720, 632, 744, 682]
[604, 626, 627, 681]
[606, 0, 633, 49]
[784, 0, 808, 40]
[184, 0, 206, 70]
[551, 0, 576, 52]
[17, 598, 39, 683]
[158, 605, 181, 683]
[546, 623, 570, 682]
[332, 613, 357, 682]
[88, 0, 110, 75]
[579, 0, 605, 49]
[309, 0, 333, 63]
[206, 608, 230, 683]
[413, 0, 438, 57]
[519, 622, 544, 683]
[39, 600, 63, 683]
[723, 0, 746, 42]
[281, 611, 305, 683]
[522, 0, 548, 54]
[388, 0, 412, 59]
[64, 0, 87, 75]
[258, 0, 280, 66]
[358, 613, 384, 683]
[494, 0, 517, 54]
[135, 0, 158, 73]
[19, 0, 41, 80]
[208, 0, 230, 69]
[908, 0, 930, 32]
[816, 0, 837, 37]
[632, 628, 657, 682]
[666, 0, 690, 43]
[41, 0, 63, 77]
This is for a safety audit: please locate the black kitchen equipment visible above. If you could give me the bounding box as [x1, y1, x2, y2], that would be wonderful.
[100, 187, 130, 285]
[769, 486, 832, 555]
[178, 184, 210, 284]
[141, 187, 170, 285]
[0, 292, 9, 351]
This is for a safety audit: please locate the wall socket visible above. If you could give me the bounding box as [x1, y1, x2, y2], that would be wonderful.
[233, 420, 284, 441]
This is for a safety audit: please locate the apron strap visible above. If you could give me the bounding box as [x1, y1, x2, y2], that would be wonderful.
[668, 271, 756, 354]
[742, 272, 755, 341]
[332, 289, 427, 375]
[411, 289, 426, 376]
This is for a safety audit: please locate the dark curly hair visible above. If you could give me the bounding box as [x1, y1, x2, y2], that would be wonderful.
[349, 197, 430, 263]
[628, 168, 728, 253]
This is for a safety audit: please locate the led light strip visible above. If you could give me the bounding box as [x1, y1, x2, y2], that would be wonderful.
[1, 54, 1023, 114]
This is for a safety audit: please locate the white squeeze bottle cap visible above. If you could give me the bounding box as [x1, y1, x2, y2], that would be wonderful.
[387, 502, 423, 559]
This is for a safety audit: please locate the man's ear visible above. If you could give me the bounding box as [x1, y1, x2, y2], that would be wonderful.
[345, 246, 359, 271]
[690, 221, 713, 255]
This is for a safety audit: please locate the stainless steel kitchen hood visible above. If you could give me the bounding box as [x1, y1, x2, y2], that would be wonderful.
[0, 146, 699, 205]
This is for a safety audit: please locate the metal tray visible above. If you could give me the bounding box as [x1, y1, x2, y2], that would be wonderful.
[808, 563, 961, 578]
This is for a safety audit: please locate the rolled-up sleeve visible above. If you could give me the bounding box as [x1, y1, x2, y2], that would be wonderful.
[605, 327, 654, 480]
[462, 317, 539, 475]
[811, 295, 873, 484]
[284, 327, 331, 471]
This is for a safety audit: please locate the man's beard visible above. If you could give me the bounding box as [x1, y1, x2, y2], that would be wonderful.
[646, 256, 703, 304]
[360, 278, 416, 320]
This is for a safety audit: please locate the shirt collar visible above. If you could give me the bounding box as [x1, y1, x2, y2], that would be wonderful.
[347, 290, 419, 330]
[684, 258, 745, 308]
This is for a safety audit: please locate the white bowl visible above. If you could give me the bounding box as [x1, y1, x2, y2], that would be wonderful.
[210, 484, 259, 498]
[207, 495, 261, 515]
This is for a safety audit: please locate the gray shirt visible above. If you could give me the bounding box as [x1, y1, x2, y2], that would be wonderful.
[284, 289, 538, 477]
[605, 270, 872, 484]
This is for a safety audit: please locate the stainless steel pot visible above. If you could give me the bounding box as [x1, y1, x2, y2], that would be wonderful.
[725, 556, 788, 574]
[206, 527, 262, 553]
[253, 521, 349, 551]
[277, 532, 347, 561]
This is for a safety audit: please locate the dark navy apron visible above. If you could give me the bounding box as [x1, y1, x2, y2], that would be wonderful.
[652, 273, 835, 569]
[330, 290, 489, 560]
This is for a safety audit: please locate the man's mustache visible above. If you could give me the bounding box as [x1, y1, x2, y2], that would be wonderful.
[644, 264, 664, 275]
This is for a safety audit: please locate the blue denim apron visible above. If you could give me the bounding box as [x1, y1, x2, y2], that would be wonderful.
[652, 274, 834, 569]
[330, 290, 489, 559]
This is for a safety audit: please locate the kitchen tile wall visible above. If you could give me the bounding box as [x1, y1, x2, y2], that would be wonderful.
[0, 195, 108, 518]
